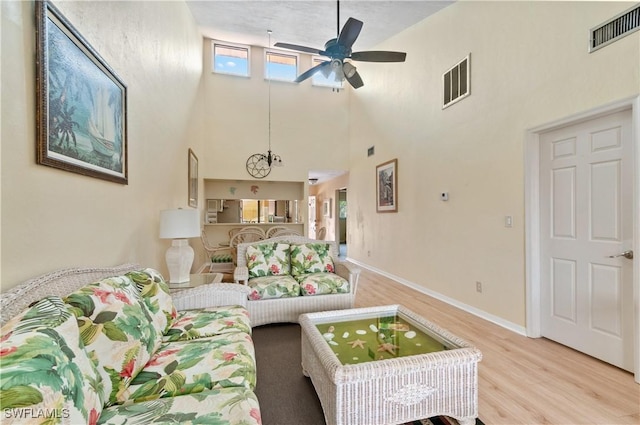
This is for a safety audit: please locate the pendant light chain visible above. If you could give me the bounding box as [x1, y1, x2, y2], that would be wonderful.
[268, 30, 272, 157]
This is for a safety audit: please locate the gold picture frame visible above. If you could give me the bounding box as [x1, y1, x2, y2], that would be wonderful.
[188, 149, 198, 208]
[376, 159, 398, 213]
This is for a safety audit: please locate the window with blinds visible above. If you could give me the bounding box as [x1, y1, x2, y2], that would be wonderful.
[265, 50, 298, 82]
[212, 41, 250, 77]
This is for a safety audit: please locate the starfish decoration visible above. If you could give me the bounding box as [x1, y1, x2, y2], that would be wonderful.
[377, 342, 399, 355]
[347, 339, 366, 349]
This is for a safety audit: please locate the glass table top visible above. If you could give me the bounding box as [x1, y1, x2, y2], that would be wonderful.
[315, 312, 454, 365]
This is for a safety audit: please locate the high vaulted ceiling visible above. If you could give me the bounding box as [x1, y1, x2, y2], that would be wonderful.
[186, 1, 454, 183]
[186, 1, 453, 51]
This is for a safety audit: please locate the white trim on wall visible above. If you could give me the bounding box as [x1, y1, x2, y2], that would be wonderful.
[348, 258, 527, 336]
[524, 95, 640, 383]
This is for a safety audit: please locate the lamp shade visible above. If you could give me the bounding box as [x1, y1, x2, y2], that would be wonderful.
[159, 209, 200, 239]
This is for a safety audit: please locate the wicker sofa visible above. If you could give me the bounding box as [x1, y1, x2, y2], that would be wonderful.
[234, 235, 361, 327]
[0, 265, 261, 425]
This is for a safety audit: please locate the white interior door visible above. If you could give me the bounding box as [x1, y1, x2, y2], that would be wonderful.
[539, 109, 633, 371]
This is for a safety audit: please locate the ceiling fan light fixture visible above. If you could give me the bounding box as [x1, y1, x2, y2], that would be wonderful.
[273, 0, 407, 89]
[343, 61, 357, 78]
[320, 63, 333, 78]
[332, 60, 345, 82]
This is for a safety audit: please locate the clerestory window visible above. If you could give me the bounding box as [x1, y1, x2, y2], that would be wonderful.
[212, 41, 250, 77]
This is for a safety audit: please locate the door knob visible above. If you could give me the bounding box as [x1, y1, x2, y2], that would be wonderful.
[607, 250, 634, 260]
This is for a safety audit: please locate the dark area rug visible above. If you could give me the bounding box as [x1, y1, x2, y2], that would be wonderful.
[252, 323, 483, 425]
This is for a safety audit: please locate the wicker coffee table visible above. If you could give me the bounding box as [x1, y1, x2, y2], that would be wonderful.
[299, 305, 482, 425]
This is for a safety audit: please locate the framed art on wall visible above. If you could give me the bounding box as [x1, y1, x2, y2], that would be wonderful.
[35, 1, 128, 184]
[323, 199, 332, 218]
[188, 149, 198, 208]
[376, 159, 398, 213]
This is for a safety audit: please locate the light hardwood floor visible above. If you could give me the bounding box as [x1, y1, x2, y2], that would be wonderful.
[353, 268, 640, 425]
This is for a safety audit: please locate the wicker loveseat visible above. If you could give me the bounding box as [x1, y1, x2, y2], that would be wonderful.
[0, 265, 261, 425]
[234, 235, 361, 327]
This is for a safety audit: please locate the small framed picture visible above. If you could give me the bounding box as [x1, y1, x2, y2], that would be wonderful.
[188, 149, 198, 208]
[376, 159, 398, 213]
[323, 199, 332, 217]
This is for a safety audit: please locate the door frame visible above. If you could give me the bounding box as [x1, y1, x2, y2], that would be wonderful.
[524, 96, 640, 383]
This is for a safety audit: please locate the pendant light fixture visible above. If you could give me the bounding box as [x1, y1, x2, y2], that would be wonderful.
[246, 30, 283, 179]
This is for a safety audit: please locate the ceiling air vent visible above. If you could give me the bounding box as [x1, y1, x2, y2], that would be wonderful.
[443, 54, 470, 109]
[590, 4, 640, 52]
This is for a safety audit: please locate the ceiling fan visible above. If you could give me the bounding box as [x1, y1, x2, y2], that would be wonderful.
[274, 0, 407, 89]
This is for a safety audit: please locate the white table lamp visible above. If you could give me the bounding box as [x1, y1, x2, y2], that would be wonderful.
[159, 209, 200, 283]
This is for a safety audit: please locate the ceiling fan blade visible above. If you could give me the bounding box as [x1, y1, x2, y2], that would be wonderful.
[295, 61, 331, 83]
[337, 17, 363, 50]
[351, 51, 407, 62]
[274, 42, 326, 56]
[345, 69, 364, 89]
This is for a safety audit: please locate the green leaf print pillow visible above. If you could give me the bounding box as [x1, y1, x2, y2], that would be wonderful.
[0, 296, 104, 424]
[246, 243, 291, 278]
[290, 243, 335, 276]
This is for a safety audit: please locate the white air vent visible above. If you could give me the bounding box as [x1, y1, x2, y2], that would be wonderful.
[590, 4, 640, 52]
[443, 54, 470, 109]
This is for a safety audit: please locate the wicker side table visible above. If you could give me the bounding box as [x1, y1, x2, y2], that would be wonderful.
[299, 305, 482, 425]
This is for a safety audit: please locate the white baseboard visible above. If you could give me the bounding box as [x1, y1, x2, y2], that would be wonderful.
[347, 257, 527, 337]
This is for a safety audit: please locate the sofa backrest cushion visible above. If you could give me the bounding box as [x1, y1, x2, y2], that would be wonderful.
[0, 296, 104, 423]
[246, 243, 291, 278]
[63, 275, 162, 406]
[126, 268, 176, 334]
[290, 243, 335, 276]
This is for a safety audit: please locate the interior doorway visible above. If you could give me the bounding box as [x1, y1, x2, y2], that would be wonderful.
[336, 188, 347, 258]
[539, 109, 633, 371]
[525, 97, 639, 382]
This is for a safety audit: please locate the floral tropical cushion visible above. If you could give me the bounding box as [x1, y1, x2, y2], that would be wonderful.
[297, 272, 350, 296]
[246, 243, 291, 278]
[290, 243, 335, 276]
[64, 276, 162, 406]
[0, 296, 104, 424]
[98, 387, 261, 425]
[126, 268, 176, 334]
[247, 275, 300, 300]
[123, 332, 256, 403]
[163, 305, 251, 342]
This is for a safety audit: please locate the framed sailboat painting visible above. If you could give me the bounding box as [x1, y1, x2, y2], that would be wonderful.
[36, 1, 128, 184]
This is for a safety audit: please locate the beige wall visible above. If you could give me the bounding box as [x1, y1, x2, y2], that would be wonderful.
[1, 0, 204, 289]
[346, 1, 639, 327]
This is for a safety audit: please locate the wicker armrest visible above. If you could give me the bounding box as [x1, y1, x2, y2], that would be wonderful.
[0, 263, 141, 326]
[172, 283, 251, 310]
[334, 261, 361, 294]
[234, 266, 249, 285]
